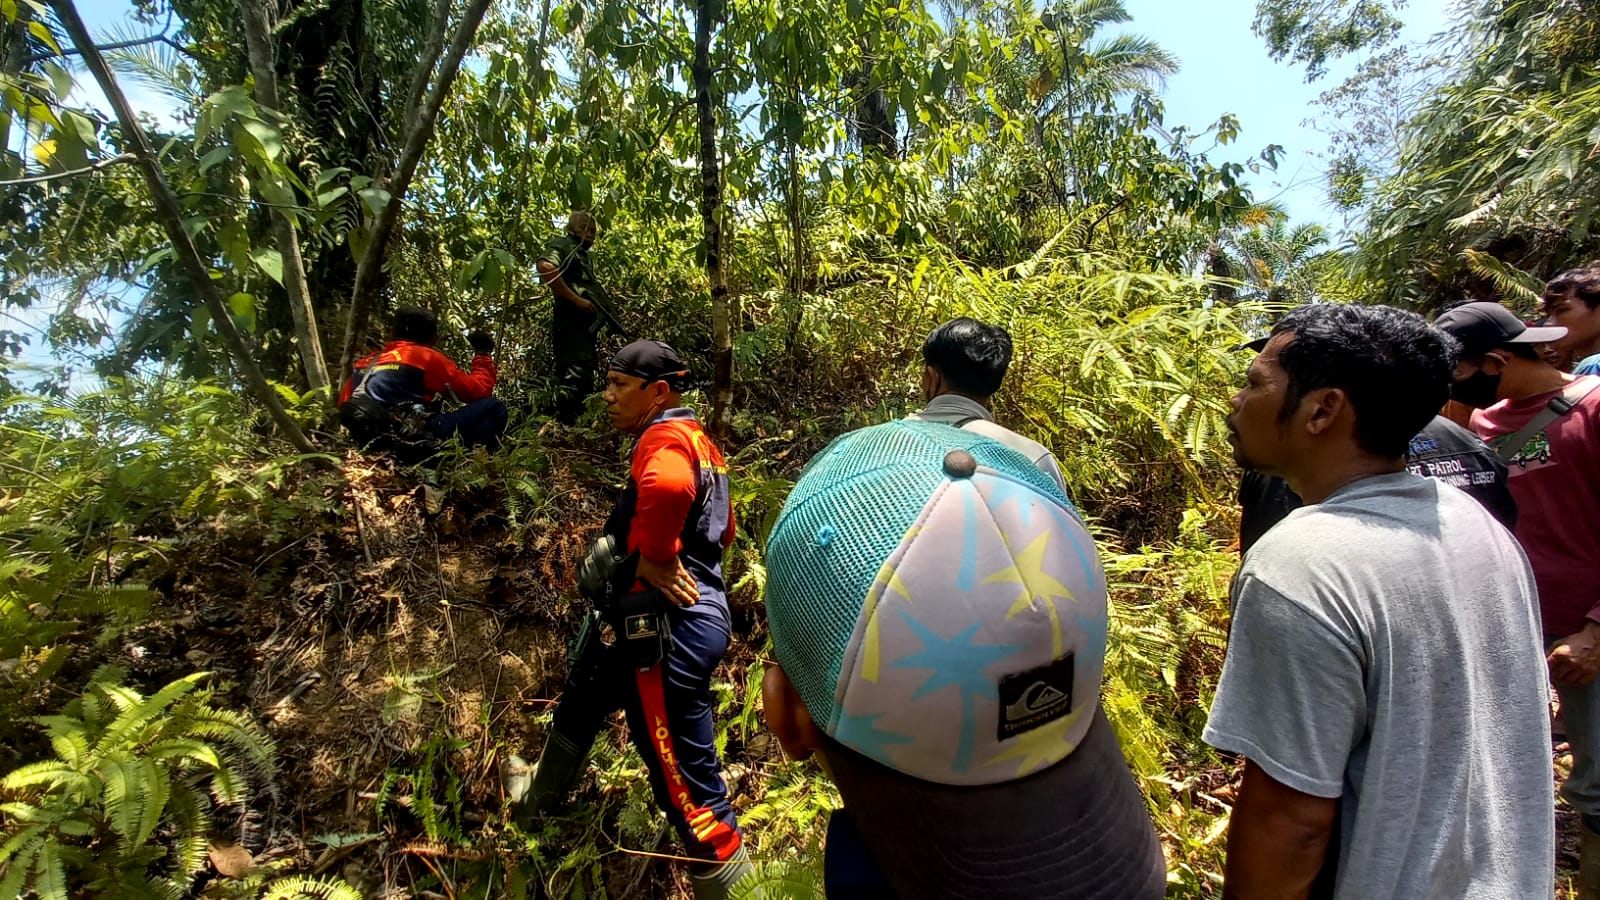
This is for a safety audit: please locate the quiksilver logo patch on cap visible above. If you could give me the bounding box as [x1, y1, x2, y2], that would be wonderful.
[997, 654, 1074, 740]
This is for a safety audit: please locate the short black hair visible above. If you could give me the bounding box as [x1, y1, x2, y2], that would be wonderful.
[1271, 304, 1454, 458]
[1546, 262, 1600, 310]
[393, 306, 439, 344]
[922, 318, 1012, 397]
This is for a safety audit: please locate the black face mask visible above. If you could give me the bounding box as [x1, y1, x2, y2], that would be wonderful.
[1451, 368, 1502, 408]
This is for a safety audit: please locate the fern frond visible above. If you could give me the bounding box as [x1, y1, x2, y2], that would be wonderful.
[262, 874, 365, 900]
[33, 838, 67, 900]
[0, 823, 47, 863]
[145, 739, 222, 771]
[2, 762, 85, 794]
[0, 841, 35, 898]
[163, 785, 211, 877]
[1461, 249, 1544, 307]
[101, 753, 138, 850]
[132, 757, 170, 849]
[97, 672, 206, 751]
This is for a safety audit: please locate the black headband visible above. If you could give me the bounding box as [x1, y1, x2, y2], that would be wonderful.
[609, 339, 690, 390]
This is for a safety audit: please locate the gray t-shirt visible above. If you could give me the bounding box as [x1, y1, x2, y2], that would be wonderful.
[1204, 472, 1553, 900]
[909, 394, 1068, 495]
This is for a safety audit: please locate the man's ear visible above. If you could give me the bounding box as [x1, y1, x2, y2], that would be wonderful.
[1481, 350, 1510, 374]
[921, 365, 940, 399]
[1302, 386, 1349, 438]
[762, 664, 822, 762]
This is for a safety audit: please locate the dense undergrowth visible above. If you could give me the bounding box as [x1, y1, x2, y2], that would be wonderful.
[0, 242, 1265, 898]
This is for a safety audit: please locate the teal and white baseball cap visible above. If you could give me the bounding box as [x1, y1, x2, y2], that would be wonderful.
[765, 419, 1164, 898]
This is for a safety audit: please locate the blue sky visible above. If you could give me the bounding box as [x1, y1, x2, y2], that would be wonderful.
[1121, 0, 1454, 231]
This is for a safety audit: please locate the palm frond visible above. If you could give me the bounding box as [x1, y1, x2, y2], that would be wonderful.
[1461, 249, 1543, 307]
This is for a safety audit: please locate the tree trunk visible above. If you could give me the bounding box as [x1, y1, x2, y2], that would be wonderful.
[334, 0, 492, 400]
[241, 0, 330, 394]
[694, 0, 732, 437]
[782, 138, 805, 360]
[53, 0, 317, 453]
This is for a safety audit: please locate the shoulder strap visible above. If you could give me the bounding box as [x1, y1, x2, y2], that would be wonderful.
[1494, 378, 1600, 462]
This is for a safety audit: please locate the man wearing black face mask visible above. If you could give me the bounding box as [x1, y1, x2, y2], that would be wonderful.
[1435, 299, 1600, 897]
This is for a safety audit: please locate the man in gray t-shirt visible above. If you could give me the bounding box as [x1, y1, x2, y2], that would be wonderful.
[1206, 304, 1553, 899]
[907, 317, 1069, 495]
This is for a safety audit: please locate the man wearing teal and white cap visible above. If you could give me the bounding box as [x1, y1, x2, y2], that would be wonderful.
[760, 419, 1164, 898]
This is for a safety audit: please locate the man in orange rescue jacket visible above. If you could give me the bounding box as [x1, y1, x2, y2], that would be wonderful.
[338, 306, 507, 454]
[505, 339, 753, 899]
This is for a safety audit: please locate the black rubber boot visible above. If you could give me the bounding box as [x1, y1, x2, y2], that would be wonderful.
[506, 730, 589, 827]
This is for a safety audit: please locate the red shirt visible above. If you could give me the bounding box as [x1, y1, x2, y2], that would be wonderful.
[626, 412, 735, 566]
[338, 340, 496, 407]
[1470, 376, 1600, 638]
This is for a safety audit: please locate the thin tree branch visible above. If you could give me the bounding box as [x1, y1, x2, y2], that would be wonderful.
[0, 153, 134, 185]
[242, 0, 330, 394]
[51, 0, 318, 454]
[335, 0, 495, 392]
[24, 8, 177, 64]
[401, 0, 453, 139]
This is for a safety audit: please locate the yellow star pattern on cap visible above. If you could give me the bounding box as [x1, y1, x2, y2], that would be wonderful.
[981, 530, 1075, 657]
[984, 702, 1087, 777]
[859, 524, 920, 682]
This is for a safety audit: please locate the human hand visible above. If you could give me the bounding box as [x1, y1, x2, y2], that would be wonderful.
[1549, 621, 1600, 687]
[635, 553, 698, 607]
[467, 331, 495, 355]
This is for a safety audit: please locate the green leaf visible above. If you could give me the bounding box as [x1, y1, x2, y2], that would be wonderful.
[230, 293, 257, 331]
[357, 186, 392, 216]
[207, 85, 257, 121]
[240, 120, 282, 161]
[481, 253, 503, 295]
[314, 166, 350, 188]
[191, 305, 212, 343]
[216, 219, 251, 273]
[315, 186, 349, 208]
[257, 175, 297, 209]
[251, 248, 284, 285]
[568, 172, 592, 209]
[455, 250, 487, 291]
[347, 225, 369, 263]
[197, 145, 231, 174]
[27, 19, 59, 54]
[43, 62, 72, 101]
[137, 246, 175, 276]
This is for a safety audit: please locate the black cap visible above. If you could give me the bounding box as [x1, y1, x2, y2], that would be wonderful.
[1433, 301, 1567, 357]
[609, 339, 690, 390]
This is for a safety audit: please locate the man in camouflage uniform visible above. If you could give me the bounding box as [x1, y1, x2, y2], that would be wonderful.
[536, 211, 604, 424]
